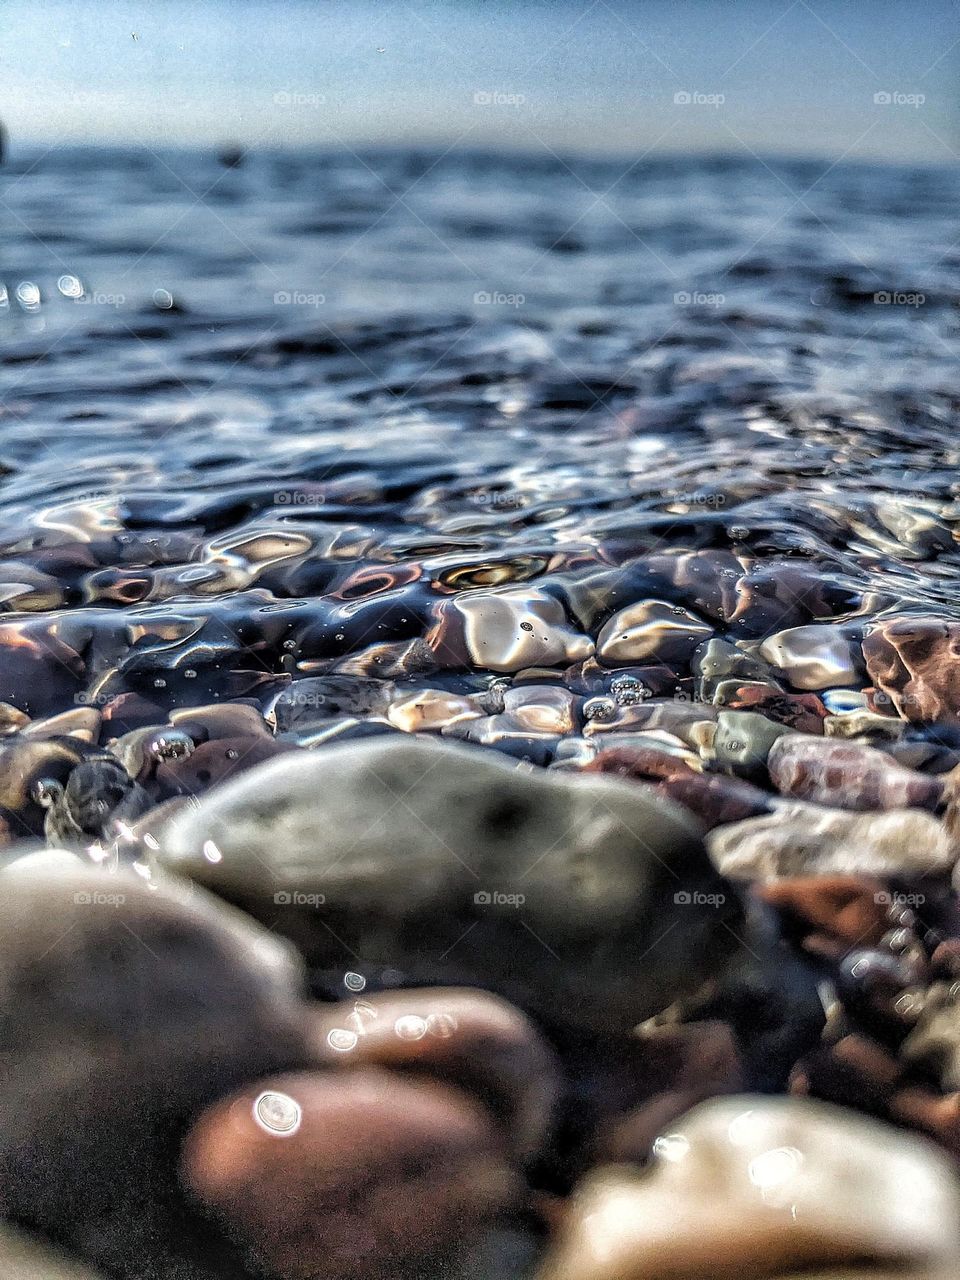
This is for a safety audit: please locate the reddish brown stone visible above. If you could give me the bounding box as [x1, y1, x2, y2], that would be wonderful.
[725, 685, 828, 734]
[181, 1069, 517, 1280]
[655, 771, 772, 827]
[308, 987, 559, 1159]
[767, 734, 943, 812]
[586, 745, 691, 781]
[863, 618, 960, 724]
[756, 875, 890, 949]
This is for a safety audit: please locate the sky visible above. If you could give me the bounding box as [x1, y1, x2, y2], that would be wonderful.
[1, 0, 958, 161]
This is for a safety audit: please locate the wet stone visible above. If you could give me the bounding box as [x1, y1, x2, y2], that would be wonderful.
[596, 600, 713, 668]
[708, 709, 788, 782]
[155, 737, 740, 1035]
[268, 676, 395, 731]
[709, 802, 958, 882]
[43, 756, 152, 844]
[759, 625, 862, 691]
[767, 734, 944, 812]
[537, 1096, 960, 1280]
[864, 618, 960, 725]
[693, 637, 777, 703]
[429, 588, 593, 673]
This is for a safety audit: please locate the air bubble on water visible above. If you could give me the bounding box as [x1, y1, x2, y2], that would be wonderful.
[202, 839, 223, 863]
[394, 1014, 428, 1040]
[183, 668, 197, 679]
[254, 1090, 302, 1135]
[426, 1012, 458, 1038]
[226, 748, 239, 760]
[583, 696, 616, 722]
[31, 777, 62, 808]
[520, 620, 534, 632]
[283, 639, 297, 650]
[344, 971, 366, 992]
[326, 1027, 359, 1053]
[57, 274, 84, 299]
[153, 288, 174, 310]
[149, 730, 194, 760]
[153, 678, 167, 689]
[16, 281, 41, 310]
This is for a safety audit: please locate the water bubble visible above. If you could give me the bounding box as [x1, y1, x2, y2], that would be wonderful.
[394, 1014, 428, 1040]
[225, 748, 239, 760]
[609, 674, 647, 706]
[520, 620, 534, 632]
[254, 1090, 302, 1135]
[15, 281, 41, 310]
[153, 678, 167, 689]
[426, 1012, 458, 1038]
[57, 274, 84, 299]
[152, 288, 174, 310]
[183, 668, 197, 679]
[148, 730, 194, 760]
[326, 1027, 359, 1052]
[344, 971, 366, 992]
[583, 696, 616, 722]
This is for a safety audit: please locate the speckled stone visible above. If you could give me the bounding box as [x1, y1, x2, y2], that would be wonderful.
[767, 734, 943, 812]
[863, 619, 960, 724]
[708, 709, 788, 782]
[709, 802, 958, 882]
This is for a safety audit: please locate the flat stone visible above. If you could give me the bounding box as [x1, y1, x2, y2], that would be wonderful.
[768, 734, 943, 812]
[759, 625, 861, 690]
[709, 802, 958, 882]
[537, 1096, 960, 1280]
[863, 618, 960, 724]
[156, 737, 739, 1033]
[387, 687, 483, 733]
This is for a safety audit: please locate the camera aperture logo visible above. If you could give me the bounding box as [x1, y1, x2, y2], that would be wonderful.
[274, 890, 326, 907]
[674, 889, 726, 907]
[73, 890, 126, 907]
[474, 889, 525, 908]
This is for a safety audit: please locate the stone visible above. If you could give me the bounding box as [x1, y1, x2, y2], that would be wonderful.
[537, 1096, 960, 1280]
[902, 984, 960, 1091]
[755, 875, 890, 950]
[823, 709, 905, 739]
[759, 625, 861, 690]
[181, 1069, 516, 1280]
[863, 618, 960, 724]
[596, 600, 713, 667]
[0, 1223, 109, 1280]
[709, 709, 787, 782]
[156, 738, 739, 1033]
[693, 638, 777, 702]
[428, 588, 593, 672]
[308, 986, 559, 1159]
[0, 865, 312, 1280]
[708, 802, 957, 882]
[267, 676, 394, 731]
[502, 686, 578, 735]
[722, 685, 827, 734]
[386, 687, 482, 733]
[42, 756, 152, 844]
[767, 734, 943, 812]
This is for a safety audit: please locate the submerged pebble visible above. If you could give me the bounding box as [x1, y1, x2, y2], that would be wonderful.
[759, 625, 861, 691]
[767, 733, 944, 811]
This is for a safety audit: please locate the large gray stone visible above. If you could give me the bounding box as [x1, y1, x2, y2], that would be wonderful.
[156, 738, 740, 1034]
[0, 866, 313, 1280]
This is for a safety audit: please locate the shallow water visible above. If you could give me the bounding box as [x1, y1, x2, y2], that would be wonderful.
[1, 147, 958, 723]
